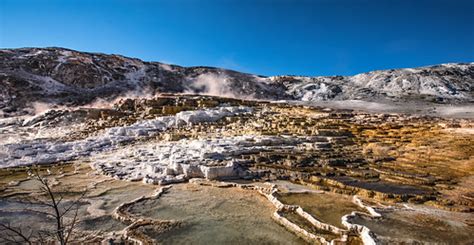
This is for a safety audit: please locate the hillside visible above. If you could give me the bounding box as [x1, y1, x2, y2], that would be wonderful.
[0, 47, 472, 117]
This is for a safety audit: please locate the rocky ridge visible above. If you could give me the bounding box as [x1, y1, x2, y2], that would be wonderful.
[1, 47, 472, 117]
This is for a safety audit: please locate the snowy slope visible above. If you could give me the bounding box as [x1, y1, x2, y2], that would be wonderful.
[0, 47, 472, 117]
[279, 63, 474, 102]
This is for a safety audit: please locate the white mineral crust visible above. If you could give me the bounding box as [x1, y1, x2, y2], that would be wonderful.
[0, 106, 251, 168]
[89, 135, 317, 185]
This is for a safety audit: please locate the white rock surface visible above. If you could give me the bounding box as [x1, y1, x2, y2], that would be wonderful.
[89, 135, 314, 185]
[0, 106, 251, 168]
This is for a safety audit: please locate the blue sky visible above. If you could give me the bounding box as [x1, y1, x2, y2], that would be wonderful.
[1, 0, 473, 76]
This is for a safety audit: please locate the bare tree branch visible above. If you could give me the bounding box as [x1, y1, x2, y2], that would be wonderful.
[2, 165, 87, 244]
[64, 204, 79, 244]
[0, 222, 32, 245]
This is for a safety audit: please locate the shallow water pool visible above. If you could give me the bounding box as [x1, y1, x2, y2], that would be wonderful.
[128, 183, 305, 244]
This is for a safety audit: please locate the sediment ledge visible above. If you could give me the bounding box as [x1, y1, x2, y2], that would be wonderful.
[267, 190, 381, 245]
[112, 186, 181, 244]
[340, 196, 381, 245]
[191, 178, 380, 245]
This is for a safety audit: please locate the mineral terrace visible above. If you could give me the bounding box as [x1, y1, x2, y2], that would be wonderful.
[1, 94, 473, 244]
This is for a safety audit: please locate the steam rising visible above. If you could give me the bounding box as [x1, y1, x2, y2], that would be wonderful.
[87, 87, 156, 109]
[31, 102, 67, 115]
[29, 87, 157, 115]
[25, 73, 257, 117]
[185, 73, 240, 98]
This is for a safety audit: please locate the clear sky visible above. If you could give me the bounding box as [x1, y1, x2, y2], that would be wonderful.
[1, 0, 473, 76]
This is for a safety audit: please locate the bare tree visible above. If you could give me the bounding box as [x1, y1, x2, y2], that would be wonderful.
[0, 166, 86, 244]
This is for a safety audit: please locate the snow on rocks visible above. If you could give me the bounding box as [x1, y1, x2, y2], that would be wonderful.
[278, 62, 474, 102]
[0, 106, 252, 168]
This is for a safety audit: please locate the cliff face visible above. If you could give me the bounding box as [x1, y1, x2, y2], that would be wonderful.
[0, 47, 472, 117]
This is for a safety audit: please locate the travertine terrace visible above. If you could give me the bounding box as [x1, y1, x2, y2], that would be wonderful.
[1, 94, 473, 244]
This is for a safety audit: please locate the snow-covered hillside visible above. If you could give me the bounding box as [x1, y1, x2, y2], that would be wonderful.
[0, 47, 472, 117]
[279, 63, 473, 102]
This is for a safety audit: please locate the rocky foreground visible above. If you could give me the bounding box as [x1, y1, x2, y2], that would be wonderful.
[0, 94, 473, 244]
